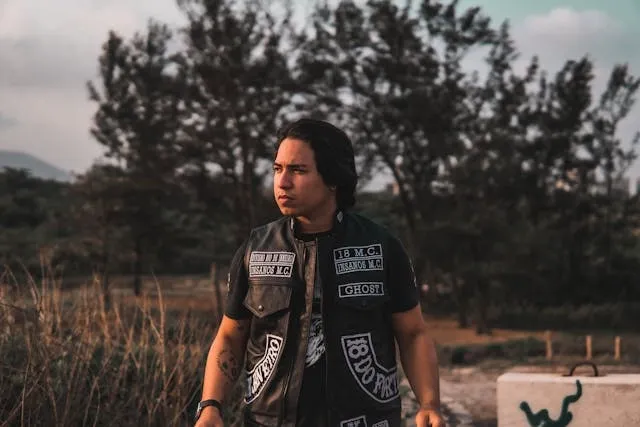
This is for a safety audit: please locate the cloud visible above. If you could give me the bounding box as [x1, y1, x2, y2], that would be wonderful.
[0, 0, 185, 170]
[0, 0, 185, 89]
[513, 8, 640, 79]
[522, 8, 621, 38]
[512, 7, 640, 171]
[0, 113, 17, 130]
[0, 1, 638, 176]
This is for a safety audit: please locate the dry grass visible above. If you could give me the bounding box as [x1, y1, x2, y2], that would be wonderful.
[5, 270, 633, 427]
[0, 272, 244, 427]
[423, 317, 546, 346]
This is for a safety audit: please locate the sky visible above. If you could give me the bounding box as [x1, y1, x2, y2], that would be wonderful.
[1, 0, 639, 184]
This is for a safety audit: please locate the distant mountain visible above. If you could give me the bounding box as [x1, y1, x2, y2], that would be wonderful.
[0, 150, 72, 182]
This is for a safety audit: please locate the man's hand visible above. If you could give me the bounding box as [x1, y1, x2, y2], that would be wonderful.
[416, 407, 446, 427]
[194, 406, 224, 427]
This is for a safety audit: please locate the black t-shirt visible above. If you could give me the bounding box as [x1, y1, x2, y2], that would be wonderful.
[224, 229, 419, 426]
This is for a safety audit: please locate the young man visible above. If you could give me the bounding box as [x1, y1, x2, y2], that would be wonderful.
[194, 119, 445, 427]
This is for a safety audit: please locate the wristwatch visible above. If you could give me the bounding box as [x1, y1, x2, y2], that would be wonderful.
[194, 399, 223, 422]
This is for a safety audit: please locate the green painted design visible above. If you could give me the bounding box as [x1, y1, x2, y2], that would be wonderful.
[519, 379, 583, 427]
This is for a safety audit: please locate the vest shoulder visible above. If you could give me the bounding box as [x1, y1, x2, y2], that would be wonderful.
[249, 216, 290, 238]
[346, 212, 394, 238]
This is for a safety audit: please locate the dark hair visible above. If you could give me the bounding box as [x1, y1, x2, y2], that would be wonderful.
[275, 118, 358, 210]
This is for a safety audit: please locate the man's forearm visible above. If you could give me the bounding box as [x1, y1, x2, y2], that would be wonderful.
[201, 333, 246, 403]
[398, 328, 441, 409]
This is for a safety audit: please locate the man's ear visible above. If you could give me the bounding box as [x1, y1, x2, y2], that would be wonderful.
[329, 185, 337, 192]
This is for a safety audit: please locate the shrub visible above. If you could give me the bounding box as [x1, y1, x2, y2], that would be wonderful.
[0, 277, 245, 426]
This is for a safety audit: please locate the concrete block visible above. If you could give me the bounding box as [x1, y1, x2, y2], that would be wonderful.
[497, 371, 640, 426]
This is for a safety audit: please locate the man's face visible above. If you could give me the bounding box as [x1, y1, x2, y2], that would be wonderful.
[273, 137, 336, 218]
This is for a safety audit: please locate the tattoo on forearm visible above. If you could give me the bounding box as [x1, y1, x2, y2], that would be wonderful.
[217, 348, 241, 383]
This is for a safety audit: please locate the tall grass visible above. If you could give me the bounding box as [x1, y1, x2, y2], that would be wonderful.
[0, 270, 244, 427]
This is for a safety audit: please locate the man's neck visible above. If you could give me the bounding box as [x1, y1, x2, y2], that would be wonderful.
[295, 206, 338, 234]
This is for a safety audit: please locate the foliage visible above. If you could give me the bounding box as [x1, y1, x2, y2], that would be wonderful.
[86, 21, 186, 295]
[0, 273, 246, 427]
[0, 168, 69, 275]
[174, 0, 297, 245]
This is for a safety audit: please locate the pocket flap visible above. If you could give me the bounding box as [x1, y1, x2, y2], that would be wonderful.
[243, 285, 292, 318]
[337, 294, 389, 311]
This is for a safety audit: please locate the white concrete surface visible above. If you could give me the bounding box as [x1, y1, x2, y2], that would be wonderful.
[497, 372, 640, 426]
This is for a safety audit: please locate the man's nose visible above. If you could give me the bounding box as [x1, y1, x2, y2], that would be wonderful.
[278, 170, 293, 188]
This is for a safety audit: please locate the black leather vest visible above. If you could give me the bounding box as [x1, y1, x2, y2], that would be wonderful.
[240, 211, 402, 427]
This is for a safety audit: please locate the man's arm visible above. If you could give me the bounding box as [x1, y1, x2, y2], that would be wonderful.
[387, 235, 444, 426]
[197, 315, 251, 423]
[196, 238, 252, 425]
[392, 305, 441, 412]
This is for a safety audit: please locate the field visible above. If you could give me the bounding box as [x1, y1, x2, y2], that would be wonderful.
[2, 275, 639, 427]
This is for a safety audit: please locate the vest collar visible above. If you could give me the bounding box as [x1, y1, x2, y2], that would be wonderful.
[288, 209, 347, 238]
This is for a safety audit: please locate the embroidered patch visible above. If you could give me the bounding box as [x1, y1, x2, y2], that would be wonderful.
[248, 251, 295, 278]
[340, 415, 367, 427]
[305, 313, 325, 367]
[372, 421, 389, 427]
[341, 332, 399, 403]
[334, 244, 384, 275]
[338, 282, 384, 298]
[245, 334, 284, 403]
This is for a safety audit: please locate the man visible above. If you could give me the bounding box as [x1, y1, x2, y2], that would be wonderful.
[194, 119, 445, 427]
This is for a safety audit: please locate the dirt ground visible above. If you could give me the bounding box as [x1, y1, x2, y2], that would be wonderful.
[423, 316, 547, 345]
[422, 317, 539, 425]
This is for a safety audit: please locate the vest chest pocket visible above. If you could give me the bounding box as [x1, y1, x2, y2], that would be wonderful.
[337, 294, 390, 311]
[243, 284, 292, 318]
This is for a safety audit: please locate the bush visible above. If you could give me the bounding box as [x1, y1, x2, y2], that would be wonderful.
[0, 278, 245, 426]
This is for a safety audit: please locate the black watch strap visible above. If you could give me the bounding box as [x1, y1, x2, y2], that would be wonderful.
[195, 399, 223, 422]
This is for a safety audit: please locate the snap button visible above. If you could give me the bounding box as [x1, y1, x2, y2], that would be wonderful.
[258, 304, 264, 311]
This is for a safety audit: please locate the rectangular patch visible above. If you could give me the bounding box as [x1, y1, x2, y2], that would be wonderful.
[249, 251, 295, 278]
[340, 415, 367, 427]
[338, 282, 384, 298]
[334, 244, 384, 275]
[372, 421, 389, 427]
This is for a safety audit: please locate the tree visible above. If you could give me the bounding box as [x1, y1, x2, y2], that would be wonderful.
[66, 164, 129, 309]
[293, 0, 640, 332]
[294, 0, 510, 332]
[294, 0, 495, 275]
[87, 21, 184, 295]
[176, 0, 296, 245]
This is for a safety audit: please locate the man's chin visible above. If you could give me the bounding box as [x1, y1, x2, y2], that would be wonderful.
[278, 206, 299, 216]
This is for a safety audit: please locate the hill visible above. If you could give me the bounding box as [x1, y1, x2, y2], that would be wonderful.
[0, 150, 72, 182]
